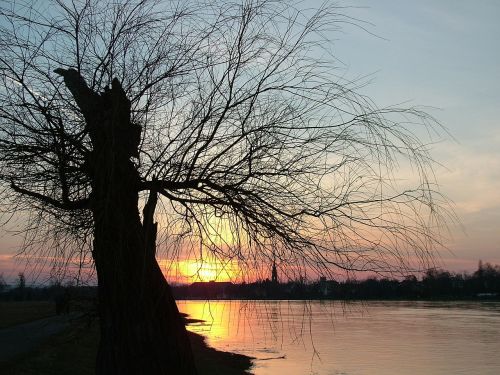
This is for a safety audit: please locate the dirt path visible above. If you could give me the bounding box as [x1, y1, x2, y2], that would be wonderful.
[0, 313, 79, 362]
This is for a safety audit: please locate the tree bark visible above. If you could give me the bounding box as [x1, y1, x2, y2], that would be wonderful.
[57, 70, 197, 374]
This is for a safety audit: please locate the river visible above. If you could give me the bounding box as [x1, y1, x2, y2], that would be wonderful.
[178, 300, 500, 375]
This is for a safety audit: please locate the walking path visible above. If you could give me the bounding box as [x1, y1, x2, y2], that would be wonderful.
[0, 313, 78, 362]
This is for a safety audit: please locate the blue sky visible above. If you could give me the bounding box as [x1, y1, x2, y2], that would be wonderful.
[1, 1, 499, 282]
[331, 0, 500, 270]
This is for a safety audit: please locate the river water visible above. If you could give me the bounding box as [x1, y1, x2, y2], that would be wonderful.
[178, 300, 500, 375]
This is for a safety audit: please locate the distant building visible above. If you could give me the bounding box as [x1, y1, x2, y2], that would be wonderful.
[271, 260, 278, 284]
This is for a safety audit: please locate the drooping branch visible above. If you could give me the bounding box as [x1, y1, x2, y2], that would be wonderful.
[10, 182, 90, 210]
[0, 0, 452, 281]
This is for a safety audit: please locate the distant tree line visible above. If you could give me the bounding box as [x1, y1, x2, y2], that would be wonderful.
[172, 261, 500, 300]
[2, 261, 499, 302]
[0, 273, 96, 303]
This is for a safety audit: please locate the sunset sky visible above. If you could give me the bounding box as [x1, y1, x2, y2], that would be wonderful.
[331, 0, 500, 272]
[0, 1, 499, 283]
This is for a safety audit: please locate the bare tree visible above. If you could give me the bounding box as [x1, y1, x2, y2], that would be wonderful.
[0, 0, 450, 373]
[0, 273, 6, 292]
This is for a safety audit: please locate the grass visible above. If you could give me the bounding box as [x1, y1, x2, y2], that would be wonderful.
[0, 317, 98, 375]
[0, 301, 253, 375]
[0, 301, 56, 329]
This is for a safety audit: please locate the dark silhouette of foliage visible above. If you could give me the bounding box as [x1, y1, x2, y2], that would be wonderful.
[16, 272, 25, 289]
[3, 262, 499, 303]
[0, 0, 452, 373]
[172, 262, 500, 300]
[0, 273, 6, 292]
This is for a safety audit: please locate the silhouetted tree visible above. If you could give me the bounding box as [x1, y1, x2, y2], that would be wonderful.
[473, 261, 500, 293]
[16, 272, 26, 290]
[0, 1, 450, 374]
[423, 268, 453, 297]
[0, 273, 6, 292]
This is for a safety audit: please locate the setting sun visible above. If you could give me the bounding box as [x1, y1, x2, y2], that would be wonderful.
[161, 258, 241, 283]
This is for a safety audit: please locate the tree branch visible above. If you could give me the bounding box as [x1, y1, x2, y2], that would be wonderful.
[10, 182, 89, 210]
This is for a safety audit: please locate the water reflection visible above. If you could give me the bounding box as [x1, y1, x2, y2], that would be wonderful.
[178, 300, 500, 375]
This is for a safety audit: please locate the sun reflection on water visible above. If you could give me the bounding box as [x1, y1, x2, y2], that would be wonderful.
[178, 300, 500, 375]
[178, 300, 293, 356]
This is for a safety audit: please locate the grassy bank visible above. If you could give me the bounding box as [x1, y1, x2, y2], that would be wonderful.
[0, 301, 56, 329]
[0, 302, 253, 375]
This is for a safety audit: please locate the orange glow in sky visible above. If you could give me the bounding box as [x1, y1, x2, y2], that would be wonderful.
[159, 258, 241, 283]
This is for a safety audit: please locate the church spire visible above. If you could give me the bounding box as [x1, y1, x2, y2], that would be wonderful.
[271, 257, 278, 284]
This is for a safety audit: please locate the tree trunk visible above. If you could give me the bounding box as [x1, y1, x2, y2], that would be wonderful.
[58, 71, 197, 374]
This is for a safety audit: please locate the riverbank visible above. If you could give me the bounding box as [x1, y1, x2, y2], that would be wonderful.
[0, 301, 253, 374]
